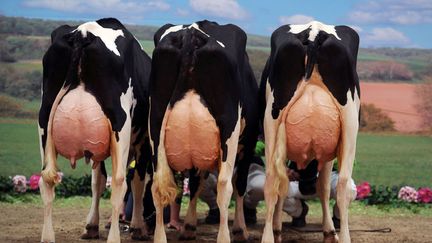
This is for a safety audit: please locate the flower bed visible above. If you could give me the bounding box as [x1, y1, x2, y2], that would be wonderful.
[355, 181, 432, 206]
[1, 174, 431, 207]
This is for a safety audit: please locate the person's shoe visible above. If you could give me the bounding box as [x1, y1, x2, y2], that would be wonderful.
[332, 215, 340, 229]
[291, 200, 308, 228]
[243, 206, 257, 225]
[204, 208, 220, 224]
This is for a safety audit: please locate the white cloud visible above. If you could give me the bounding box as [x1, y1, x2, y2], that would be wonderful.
[23, 0, 170, 17]
[189, 0, 248, 20]
[348, 0, 432, 25]
[279, 14, 314, 25]
[176, 8, 189, 17]
[362, 27, 410, 47]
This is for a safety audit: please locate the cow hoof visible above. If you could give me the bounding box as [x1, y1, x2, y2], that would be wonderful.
[179, 224, 196, 241]
[232, 228, 249, 243]
[130, 228, 151, 241]
[81, 224, 99, 239]
[323, 230, 339, 243]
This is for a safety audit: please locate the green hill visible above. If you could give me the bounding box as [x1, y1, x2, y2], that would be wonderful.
[1, 15, 432, 104]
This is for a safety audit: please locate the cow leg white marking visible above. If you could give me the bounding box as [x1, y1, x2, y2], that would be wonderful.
[107, 129, 129, 243]
[232, 193, 249, 241]
[107, 86, 133, 243]
[180, 174, 204, 240]
[317, 161, 338, 242]
[151, 108, 177, 243]
[38, 123, 45, 167]
[270, 123, 288, 243]
[83, 161, 106, 238]
[39, 177, 55, 243]
[216, 106, 242, 243]
[130, 169, 146, 237]
[335, 89, 360, 243]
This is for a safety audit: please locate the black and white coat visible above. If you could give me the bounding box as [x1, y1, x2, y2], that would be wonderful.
[148, 20, 259, 242]
[260, 21, 360, 243]
[38, 18, 151, 243]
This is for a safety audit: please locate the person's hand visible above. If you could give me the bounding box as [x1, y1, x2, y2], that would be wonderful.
[287, 169, 300, 181]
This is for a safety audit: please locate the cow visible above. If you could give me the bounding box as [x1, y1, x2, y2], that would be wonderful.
[148, 20, 259, 242]
[37, 18, 152, 243]
[260, 21, 360, 243]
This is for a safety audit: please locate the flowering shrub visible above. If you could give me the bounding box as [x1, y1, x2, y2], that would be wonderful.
[356, 182, 371, 199]
[1, 175, 431, 206]
[29, 174, 41, 190]
[398, 186, 419, 203]
[417, 188, 432, 203]
[12, 175, 27, 193]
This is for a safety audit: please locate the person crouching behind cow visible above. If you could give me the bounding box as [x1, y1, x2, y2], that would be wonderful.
[244, 158, 357, 227]
[200, 156, 357, 227]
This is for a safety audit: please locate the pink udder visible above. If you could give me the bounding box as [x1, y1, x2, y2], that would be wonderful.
[284, 83, 341, 167]
[52, 85, 110, 166]
[165, 90, 220, 172]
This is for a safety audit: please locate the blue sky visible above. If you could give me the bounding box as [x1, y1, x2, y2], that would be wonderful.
[1, 0, 432, 48]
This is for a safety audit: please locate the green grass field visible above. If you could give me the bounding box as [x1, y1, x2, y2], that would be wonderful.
[0, 120, 431, 187]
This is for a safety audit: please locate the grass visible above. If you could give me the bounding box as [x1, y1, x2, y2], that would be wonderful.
[138, 40, 155, 55]
[0, 119, 112, 177]
[354, 133, 432, 187]
[0, 119, 431, 187]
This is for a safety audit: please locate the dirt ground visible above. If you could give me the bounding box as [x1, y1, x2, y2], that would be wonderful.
[1, 203, 431, 243]
[360, 82, 423, 133]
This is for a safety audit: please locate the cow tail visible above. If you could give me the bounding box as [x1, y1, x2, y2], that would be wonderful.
[305, 32, 328, 80]
[41, 32, 87, 186]
[41, 84, 70, 186]
[153, 153, 177, 206]
[274, 123, 289, 197]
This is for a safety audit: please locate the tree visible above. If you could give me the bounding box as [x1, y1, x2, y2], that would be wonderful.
[360, 103, 395, 132]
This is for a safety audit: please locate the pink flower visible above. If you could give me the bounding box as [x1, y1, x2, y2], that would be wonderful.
[57, 172, 64, 183]
[417, 187, 432, 203]
[12, 175, 27, 193]
[29, 174, 41, 190]
[398, 186, 418, 203]
[356, 182, 371, 199]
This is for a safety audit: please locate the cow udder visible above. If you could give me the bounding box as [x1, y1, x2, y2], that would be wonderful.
[52, 85, 110, 167]
[165, 90, 220, 172]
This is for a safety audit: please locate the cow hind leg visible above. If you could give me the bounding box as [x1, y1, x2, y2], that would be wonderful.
[81, 161, 107, 240]
[130, 170, 150, 241]
[232, 194, 249, 242]
[179, 171, 204, 240]
[39, 177, 56, 243]
[317, 161, 338, 243]
[335, 90, 359, 243]
[152, 109, 177, 243]
[262, 122, 288, 243]
[217, 108, 241, 243]
[107, 128, 130, 243]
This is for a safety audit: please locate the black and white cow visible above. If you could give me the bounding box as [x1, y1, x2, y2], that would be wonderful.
[260, 21, 360, 243]
[148, 20, 259, 242]
[38, 18, 151, 242]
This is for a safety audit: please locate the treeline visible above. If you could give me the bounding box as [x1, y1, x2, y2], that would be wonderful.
[0, 66, 41, 100]
[0, 15, 158, 40]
